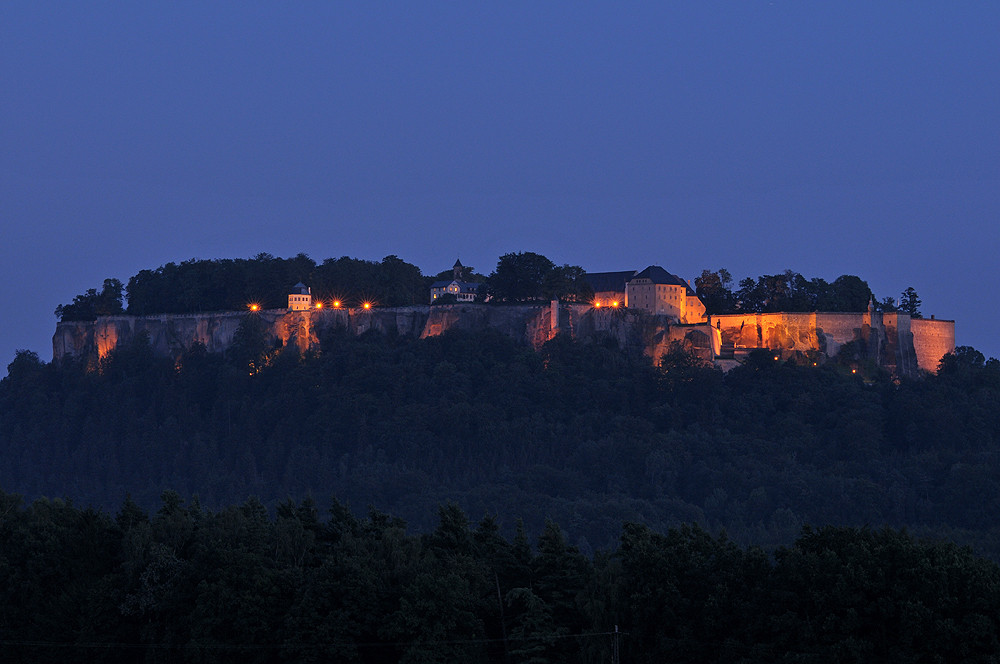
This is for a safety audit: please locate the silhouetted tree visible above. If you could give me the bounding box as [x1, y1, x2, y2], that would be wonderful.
[55, 278, 125, 321]
[900, 286, 922, 318]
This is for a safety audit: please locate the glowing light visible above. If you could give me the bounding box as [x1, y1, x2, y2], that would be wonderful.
[611, 300, 620, 308]
[248, 303, 260, 312]
[593, 300, 601, 308]
[852, 368, 857, 374]
[773, 355, 779, 361]
[315, 302, 323, 309]
[333, 300, 341, 308]
[363, 301, 372, 310]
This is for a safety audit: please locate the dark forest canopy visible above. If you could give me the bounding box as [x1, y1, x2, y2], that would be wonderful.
[122, 253, 428, 315]
[2, 492, 1000, 663]
[695, 268, 923, 316]
[56, 252, 919, 320]
[4, 323, 1000, 557]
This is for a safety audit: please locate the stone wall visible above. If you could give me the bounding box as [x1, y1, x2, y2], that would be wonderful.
[54, 303, 719, 367]
[911, 318, 956, 372]
[52, 311, 262, 362]
[52, 304, 954, 375]
[709, 311, 954, 375]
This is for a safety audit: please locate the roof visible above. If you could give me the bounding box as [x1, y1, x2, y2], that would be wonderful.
[632, 266, 697, 296]
[582, 270, 636, 294]
[453, 259, 464, 269]
[290, 282, 310, 295]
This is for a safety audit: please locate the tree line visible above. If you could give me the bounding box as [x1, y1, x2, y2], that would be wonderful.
[55, 252, 594, 321]
[695, 268, 923, 316]
[2, 490, 999, 663]
[56, 251, 922, 320]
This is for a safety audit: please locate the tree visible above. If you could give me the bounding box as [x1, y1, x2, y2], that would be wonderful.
[486, 252, 557, 302]
[543, 264, 593, 302]
[694, 269, 735, 314]
[822, 275, 873, 312]
[878, 296, 898, 313]
[734, 277, 762, 312]
[55, 278, 125, 321]
[229, 312, 271, 374]
[900, 287, 922, 318]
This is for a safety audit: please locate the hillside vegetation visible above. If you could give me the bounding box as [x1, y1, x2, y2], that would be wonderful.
[4, 324, 999, 556]
[3, 492, 999, 663]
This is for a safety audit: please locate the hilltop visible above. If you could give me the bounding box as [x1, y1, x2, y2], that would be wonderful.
[52, 252, 954, 376]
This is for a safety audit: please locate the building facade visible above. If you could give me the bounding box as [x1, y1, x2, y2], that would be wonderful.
[624, 266, 706, 324]
[430, 259, 482, 303]
[583, 266, 707, 323]
[288, 282, 312, 311]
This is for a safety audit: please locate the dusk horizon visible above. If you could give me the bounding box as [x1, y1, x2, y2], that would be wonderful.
[3, 2, 997, 367]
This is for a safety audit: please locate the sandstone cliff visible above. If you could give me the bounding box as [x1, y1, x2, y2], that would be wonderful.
[53, 304, 952, 375]
[711, 311, 954, 374]
[53, 303, 715, 366]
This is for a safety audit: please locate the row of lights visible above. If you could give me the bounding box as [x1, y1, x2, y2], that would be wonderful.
[592, 300, 621, 308]
[248, 300, 374, 312]
[313, 299, 372, 310]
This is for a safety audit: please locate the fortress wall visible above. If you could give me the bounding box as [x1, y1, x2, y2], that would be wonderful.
[713, 312, 833, 353]
[52, 320, 96, 361]
[881, 313, 917, 376]
[812, 313, 865, 356]
[129, 313, 256, 356]
[53, 311, 261, 361]
[54, 304, 946, 377]
[911, 318, 956, 373]
[421, 303, 549, 346]
[712, 314, 763, 348]
[759, 313, 820, 351]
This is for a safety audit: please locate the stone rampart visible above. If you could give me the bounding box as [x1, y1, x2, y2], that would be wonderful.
[709, 310, 953, 375]
[52, 304, 954, 375]
[52, 311, 262, 362]
[911, 318, 956, 372]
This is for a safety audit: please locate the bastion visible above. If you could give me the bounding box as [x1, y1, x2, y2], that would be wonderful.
[709, 309, 953, 373]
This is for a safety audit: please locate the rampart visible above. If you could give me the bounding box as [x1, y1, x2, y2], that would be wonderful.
[53, 305, 952, 375]
[911, 318, 956, 373]
[53, 303, 719, 367]
[710, 311, 953, 374]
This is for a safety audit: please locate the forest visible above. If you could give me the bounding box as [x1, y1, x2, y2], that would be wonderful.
[4, 320, 1000, 557]
[3, 492, 1000, 663]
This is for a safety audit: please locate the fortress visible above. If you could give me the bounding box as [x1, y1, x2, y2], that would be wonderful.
[51, 263, 955, 375]
[53, 296, 955, 377]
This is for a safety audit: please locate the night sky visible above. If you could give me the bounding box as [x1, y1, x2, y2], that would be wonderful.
[3, 2, 998, 371]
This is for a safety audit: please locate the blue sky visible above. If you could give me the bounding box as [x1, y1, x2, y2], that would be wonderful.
[2, 2, 998, 370]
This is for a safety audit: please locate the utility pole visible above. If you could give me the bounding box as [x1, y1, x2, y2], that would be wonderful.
[612, 625, 620, 664]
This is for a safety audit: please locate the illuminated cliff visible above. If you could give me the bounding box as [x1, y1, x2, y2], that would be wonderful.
[53, 303, 953, 375]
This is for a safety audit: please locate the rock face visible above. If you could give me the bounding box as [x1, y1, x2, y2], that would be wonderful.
[53, 312, 258, 364]
[53, 303, 953, 375]
[711, 311, 955, 374]
[52, 303, 717, 366]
